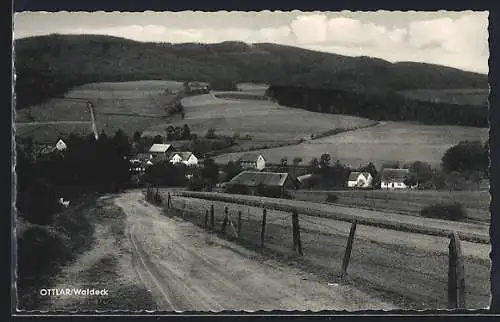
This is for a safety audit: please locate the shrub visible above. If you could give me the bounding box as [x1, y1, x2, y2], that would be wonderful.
[420, 202, 467, 221]
[326, 193, 339, 203]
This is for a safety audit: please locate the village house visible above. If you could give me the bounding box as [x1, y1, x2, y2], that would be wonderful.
[237, 153, 266, 171]
[187, 81, 210, 94]
[168, 151, 199, 166]
[33, 138, 68, 160]
[380, 168, 410, 190]
[347, 171, 373, 189]
[225, 171, 299, 198]
[148, 144, 176, 162]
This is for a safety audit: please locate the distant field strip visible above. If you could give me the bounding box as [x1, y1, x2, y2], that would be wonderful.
[174, 191, 489, 244]
[214, 121, 488, 168]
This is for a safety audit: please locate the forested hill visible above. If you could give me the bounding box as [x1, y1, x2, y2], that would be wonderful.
[14, 34, 488, 109]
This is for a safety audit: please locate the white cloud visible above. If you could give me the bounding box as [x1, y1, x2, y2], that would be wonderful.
[14, 12, 489, 74]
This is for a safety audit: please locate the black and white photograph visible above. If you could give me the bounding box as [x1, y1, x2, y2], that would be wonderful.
[13, 10, 491, 312]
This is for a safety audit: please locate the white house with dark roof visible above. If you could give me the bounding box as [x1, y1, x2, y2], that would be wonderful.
[380, 168, 410, 189]
[347, 171, 373, 188]
[168, 151, 199, 166]
[237, 153, 266, 171]
[148, 144, 176, 162]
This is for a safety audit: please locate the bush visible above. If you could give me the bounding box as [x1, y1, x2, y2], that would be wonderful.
[326, 193, 339, 203]
[420, 203, 467, 221]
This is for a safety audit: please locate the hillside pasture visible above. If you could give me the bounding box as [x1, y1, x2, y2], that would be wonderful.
[15, 80, 182, 141]
[398, 88, 489, 106]
[142, 93, 376, 144]
[214, 121, 488, 169]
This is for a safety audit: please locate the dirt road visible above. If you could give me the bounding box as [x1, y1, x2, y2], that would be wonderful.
[114, 190, 398, 311]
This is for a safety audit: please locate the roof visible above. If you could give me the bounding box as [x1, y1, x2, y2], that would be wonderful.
[238, 153, 265, 163]
[348, 171, 372, 181]
[149, 144, 172, 153]
[381, 168, 409, 182]
[228, 171, 293, 187]
[135, 153, 152, 160]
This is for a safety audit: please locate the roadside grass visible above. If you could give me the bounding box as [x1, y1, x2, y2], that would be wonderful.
[16, 196, 98, 310]
[154, 195, 490, 310]
[16, 195, 156, 312]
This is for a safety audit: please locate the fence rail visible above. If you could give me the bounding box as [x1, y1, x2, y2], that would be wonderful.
[175, 191, 489, 244]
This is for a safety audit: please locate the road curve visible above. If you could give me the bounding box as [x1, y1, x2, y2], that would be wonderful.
[114, 190, 398, 312]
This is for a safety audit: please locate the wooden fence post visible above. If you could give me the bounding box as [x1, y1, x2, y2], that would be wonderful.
[448, 232, 466, 309]
[260, 208, 267, 248]
[292, 211, 298, 251]
[340, 220, 357, 278]
[221, 206, 229, 234]
[237, 211, 242, 238]
[167, 192, 171, 208]
[291, 211, 303, 256]
[210, 205, 215, 229]
[204, 209, 209, 228]
[296, 212, 303, 256]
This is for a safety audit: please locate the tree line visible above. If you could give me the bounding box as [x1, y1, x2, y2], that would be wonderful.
[15, 34, 487, 110]
[266, 85, 488, 127]
[16, 130, 132, 225]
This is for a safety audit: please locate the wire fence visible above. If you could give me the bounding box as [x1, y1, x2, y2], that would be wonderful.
[147, 190, 490, 310]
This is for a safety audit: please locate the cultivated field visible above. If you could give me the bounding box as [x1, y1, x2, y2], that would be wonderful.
[397, 88, 489, 106]
[236, 82, 269, 96]
[15, 80, 183, 141]
[164, 192, 490, 310]
[215, 121, 489, 169]
[143, 93, 376, 144]
[291, 189, 491, 223]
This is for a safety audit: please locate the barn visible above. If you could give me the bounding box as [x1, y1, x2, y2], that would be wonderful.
[149, 144, 176, 162]
[225, 171, 299, 198]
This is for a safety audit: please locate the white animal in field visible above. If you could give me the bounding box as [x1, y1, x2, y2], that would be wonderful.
[58, 197, 70, 208]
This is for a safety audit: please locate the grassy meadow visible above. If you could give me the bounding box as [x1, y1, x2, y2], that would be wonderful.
[214, 121, 488, 169]
[143, 93, 376, 144]
[15, 80, 184, 141]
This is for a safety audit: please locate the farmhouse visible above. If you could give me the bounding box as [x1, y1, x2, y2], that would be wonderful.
[238, 153, 266, 171]
[187, 82, 210, 94]
[55, 139, 67, 151]
[380, 168, 410, 190]
[347, 171, 373, 188]
[226, 171, 299, 198]
[168, 152, 199, 166]
[149, 144, 176, 162]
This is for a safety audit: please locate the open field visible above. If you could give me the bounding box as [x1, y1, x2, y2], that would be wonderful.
[214, 121, 488, 169]
[291, 189, 490, 223]
[143, 93, 376, 144]
[15, 80, 183, 141]
[213, 91, 269, 101]
[164, 192, 490, 310]
[398, 88, 489, 106]
[236, 82, 269, 95]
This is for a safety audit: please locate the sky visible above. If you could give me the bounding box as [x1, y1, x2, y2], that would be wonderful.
[14, 11, 489, 74]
